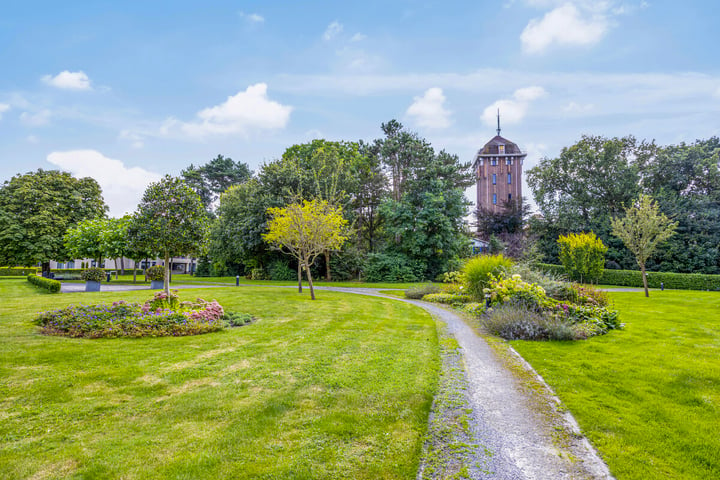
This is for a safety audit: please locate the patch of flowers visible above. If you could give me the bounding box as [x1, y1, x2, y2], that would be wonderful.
[34, 291, 228, 338]
[422, 293, 472, 305]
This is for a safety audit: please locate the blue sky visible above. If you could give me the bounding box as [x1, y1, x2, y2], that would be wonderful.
[1, 0, 719, 216]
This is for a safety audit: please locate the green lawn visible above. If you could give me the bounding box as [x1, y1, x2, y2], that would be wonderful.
[512, 290, 720, 480]
[0, 279, 439, 479]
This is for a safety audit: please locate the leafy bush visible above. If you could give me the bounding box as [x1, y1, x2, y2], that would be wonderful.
[548, 303, 622, 338]
[462, 254, 513, 300]
[557, 232, 608, 283]
[34, 294, 226, 338]
[223, 312, 254, 327]
[363, 253, 422, 283]
[423, 293, 472, 305]
[484, 274, 549, 312]
[80, 267, 106, 282]
[249, 267, 267, 280]
[26, 275, 61, 293]
[145, 265, 165, 281]
[267, 260, 296, 281]
[145, 290, 180, 310]
[536, 263, 720, 291]
[482, 303, 577, 341]
[1, 267, 37, 276]
[440, 271, 463, 284]
[404, 284, 441, 299]
[460, 302, 486, 317]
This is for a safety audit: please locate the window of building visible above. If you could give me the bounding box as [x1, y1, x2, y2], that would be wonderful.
[498, 145, 505, 154]
[506, 157, 512, 165]
[492, 173, 497, 185]
[490, 158, 498, 166]
[508, 173, 512, 184]
[67, 261, 75, 269]
[508, 193, 512, 200]
[492, 194, 497, 205]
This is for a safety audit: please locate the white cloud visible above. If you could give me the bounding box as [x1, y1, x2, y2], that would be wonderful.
[20, 109, 52, 126]
[41, 70, 92, 90]
[239, 11, 264, 23]
[714, 86, 720, 99]
[119, 130, 145, 148]
[563, 101, 594, 113]
[179, 83, 291, 138]
[482, 86, 547, 127]
[323, 21, 343, 41]
[350, 33, 366, 42]
[406, 87, 452, 129]
[47, 150, 162, 217]
[26, 135, 39, 143]
[520, 3, 608, 54]
[0, 103, 9, 119]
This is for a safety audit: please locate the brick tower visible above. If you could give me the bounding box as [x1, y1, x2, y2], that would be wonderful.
[472, 111, 526, 215]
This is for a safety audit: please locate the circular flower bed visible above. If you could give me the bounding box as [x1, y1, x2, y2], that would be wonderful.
[34, 291, 229, 338]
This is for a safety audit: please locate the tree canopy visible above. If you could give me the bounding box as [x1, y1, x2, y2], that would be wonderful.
[0, 169, 107, 272]
[181, 155, 252, 213]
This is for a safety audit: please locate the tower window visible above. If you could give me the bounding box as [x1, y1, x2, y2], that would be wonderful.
[506, 157, 512, 165]
[490, 158, 498, 166]
[508, 193, 512, 200]
[492, 173, 497, 185]
[498, 145, 505, 154]
[508, 173, 512, 184]
[492, 194, 497, 205]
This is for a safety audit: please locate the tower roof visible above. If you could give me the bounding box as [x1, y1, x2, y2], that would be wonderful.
[479, 135, 523, 155]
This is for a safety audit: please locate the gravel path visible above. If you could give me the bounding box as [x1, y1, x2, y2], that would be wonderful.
[61, 282, 614, 478]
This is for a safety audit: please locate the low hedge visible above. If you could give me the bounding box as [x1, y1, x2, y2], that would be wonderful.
[51, 268, 143, 274]
[27, 275, 61, 293]
[0, 267, 38, 276]
[536, 263, 720, 291]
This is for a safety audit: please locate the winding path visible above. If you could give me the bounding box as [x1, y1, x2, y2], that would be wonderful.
[62, 282, 615, 479]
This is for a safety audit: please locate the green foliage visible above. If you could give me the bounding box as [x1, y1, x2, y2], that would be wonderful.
[34, 296, 224, 338]
[181, 154, 252, 213]
[64, 218, 107, 263]
[223, 311, 254, 327]
[194, 256, 213, 277]
[131, 176, 208, 294]
[80, 267, 105, 283]
[266, 259, 296, 281]
[26, 274, 61, 293]
[363, 253, 421, 282]
[404, 284, 441, 299]
[422, 293, 472, 305]
[462, 254, 513, 300]
[0, 267, 37, 276]
[440, 271, 463, 283]
[459, 302, 487, 317]
[482, 303, 571, 341]
[483, 274, 549, 312]
[0, 169, 107, 269]
[557, 232, 608, 283]
[145, 265, 165, 281]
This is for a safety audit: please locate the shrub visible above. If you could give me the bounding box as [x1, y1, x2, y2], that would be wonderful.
[484, 274, 549, 312]
[363, 253, 422, 283]
[26, 275, 61, 293]
[557, 232, 607, 284]
[80, 267, 106, 282]
[423, 293, 472, 305]
[482, 303, 577, 341]
[0, 267, 37, 276]
[267, 260, 295, 281]
[460, 302, 486, 317]
[34, 295, 226, 338]
[223, 312, 254, 327]
[440, 271, 463, 284]
[462, 254, 513, 300]
[145, 290, 180, 310]
[405, 284, 441, 299]
[145, 265, 165, 281]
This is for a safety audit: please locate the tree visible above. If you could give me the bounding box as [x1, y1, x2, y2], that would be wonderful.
[181, 155, 252, 213]
[557, 232, 608, 284]
[263, 199, 349, 300]
[0, 169, 107, 274]
[611, 195, 678, 297]
[101, 216, 132, 278]
[527, 135, 655, 267]
[64, 218, 108, 266]
[131, 176, 208, 295]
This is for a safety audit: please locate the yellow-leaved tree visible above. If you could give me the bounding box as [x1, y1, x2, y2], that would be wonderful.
[263, 199, 349, 300]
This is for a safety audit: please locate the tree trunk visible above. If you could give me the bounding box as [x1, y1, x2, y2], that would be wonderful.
[133, 260, 138, 284]
[304, 253, 315, 300]
[144, 258, 148, 282]
[41, 262, 50, 277]
[324, 250, 331, 281]
[114, 258, 119, 279]
[164, 252, 170, 296]
[297, 261, 303, 293]
[120, 257, 125, 276]
[640, 263, 649, 297]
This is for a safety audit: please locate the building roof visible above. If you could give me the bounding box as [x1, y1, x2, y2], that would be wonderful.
[478, 135, 524, 156]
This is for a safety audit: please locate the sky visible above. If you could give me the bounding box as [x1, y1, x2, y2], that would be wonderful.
[1, 0, 720, 217]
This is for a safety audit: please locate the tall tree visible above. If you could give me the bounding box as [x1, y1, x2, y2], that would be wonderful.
[527, 135, 655, 266]
[611, 195, 678, 297]
[64, 218, 108, 266]
[0, 169, 107, 274]
[101, 216, 132, 277]
[181, 155, 252, 213]
[131, 176, 208, 295]
[264, 199, 349, 300]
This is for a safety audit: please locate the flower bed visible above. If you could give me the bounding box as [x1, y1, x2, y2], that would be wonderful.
[34, 291, 228, 338]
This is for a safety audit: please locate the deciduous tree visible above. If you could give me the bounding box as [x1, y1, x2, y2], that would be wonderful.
[64, 218, 108, 266]
[263, 199, 349, 300]
[611, 195, 678, 297]
[181, 155, 252, 213]
[557, 232, 608, 284]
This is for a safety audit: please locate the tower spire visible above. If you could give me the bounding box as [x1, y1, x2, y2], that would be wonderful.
[496, 109, 501, 136]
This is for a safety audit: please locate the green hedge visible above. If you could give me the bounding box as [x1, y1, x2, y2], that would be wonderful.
[27, 275, 61, 293]
[536, 263, 720, 291]
[51, 268, 143, 274]
[0, 267, 38, 276]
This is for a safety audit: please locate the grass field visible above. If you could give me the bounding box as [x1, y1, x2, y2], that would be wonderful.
[0, 279, 439, 479]
[512, 290, 720, 480]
